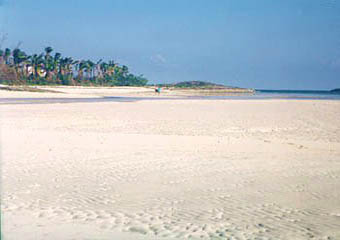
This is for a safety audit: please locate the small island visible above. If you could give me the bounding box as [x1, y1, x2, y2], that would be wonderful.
[154, 81, 254, 95]
[330, 88, 340, 94]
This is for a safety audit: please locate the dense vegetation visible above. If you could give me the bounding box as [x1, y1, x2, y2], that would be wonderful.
[0, 47, 148, 86]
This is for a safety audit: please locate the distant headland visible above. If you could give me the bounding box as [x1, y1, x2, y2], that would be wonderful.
[330, 88, 340, 94]
[153, 81, 254, 94]
[0, 46, 252, 94]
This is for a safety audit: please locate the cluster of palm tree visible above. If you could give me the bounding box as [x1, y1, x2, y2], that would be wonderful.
[0, 46, 148, 86]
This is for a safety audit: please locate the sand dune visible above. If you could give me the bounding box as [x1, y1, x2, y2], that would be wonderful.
[1, 98, 340, 239]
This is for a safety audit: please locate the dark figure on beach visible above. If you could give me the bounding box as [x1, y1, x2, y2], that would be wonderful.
[155, 87, 161, 94]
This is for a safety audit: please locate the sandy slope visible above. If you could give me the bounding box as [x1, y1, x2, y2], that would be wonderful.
[0, 85, 253, 98]
[1, 98, 340, 240]
[0, 86, 154, 98]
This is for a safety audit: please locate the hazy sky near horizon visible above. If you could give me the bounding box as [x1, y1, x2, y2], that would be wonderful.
[1, 0, 340, 89]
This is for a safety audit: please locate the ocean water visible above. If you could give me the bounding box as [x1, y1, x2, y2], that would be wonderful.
[183, 89, 340, 100]
[254, 89, 340, 100]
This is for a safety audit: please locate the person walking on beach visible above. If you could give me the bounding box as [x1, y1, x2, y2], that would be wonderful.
[155, 86, 161, 95]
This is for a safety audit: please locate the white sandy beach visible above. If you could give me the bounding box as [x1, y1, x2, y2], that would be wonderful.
[1, 88, 340, 239]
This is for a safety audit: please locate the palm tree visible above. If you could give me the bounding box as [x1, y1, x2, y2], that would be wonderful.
[44, 47, 53, 57]
[76, 60, 87, 83]
[60, 57, 76, 85]
[122, 65, 129, 76]
[65, 57, 75, 76]
[94, 59, 102, 84]
[30, 54, 44, 80]
[58, 57, 69, 84]
[12, 49, 27, 74]
[99, 62, 109, 85]
[52, 52, 62, 83]
[4, 48, 11, 65]
[44, 47, 53, 80]
[85, 60, 95, 80]
[0, 49, 4, 64]
[10, 48, 31, 84]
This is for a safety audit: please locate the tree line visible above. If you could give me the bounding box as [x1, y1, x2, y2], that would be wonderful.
[0, 46, 148, 86]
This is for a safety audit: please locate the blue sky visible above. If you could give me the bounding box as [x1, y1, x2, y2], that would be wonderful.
[1, 0, 340, 89]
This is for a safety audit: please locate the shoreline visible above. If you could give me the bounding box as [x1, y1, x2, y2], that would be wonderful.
[1, 85, 340, 102]
[0, 85, 254, 98]
[1, 96, 340, 106]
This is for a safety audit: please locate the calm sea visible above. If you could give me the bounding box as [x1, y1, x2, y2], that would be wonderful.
[253, 89, 340, 100]
[183, 89, 340, 100]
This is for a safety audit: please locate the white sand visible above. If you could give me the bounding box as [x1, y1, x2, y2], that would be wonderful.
[0, 85, 253, 98]
[0, 86, 155, 98]
[1, 92, 340, 239]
